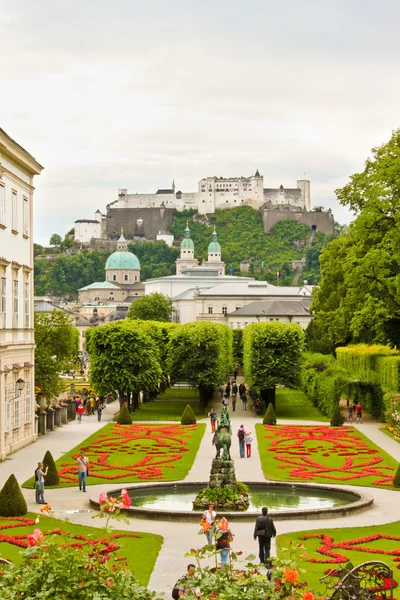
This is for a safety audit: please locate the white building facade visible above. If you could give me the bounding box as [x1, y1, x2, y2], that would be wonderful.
[106, 172, 311, 216]
[0, 128, 43, 460]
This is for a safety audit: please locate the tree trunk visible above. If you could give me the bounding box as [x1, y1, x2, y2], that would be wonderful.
[131, 391, 139, 411]
[198, 385, 213, 413]
[260, 387, 276, 410]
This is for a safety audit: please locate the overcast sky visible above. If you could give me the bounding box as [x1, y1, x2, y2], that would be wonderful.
[1, 0, 400, 245]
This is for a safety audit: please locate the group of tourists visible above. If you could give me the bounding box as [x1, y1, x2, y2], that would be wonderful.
[237, 424, 253, 458]
[346, 400, 363, 423]
[175, 505, 276, 596]
[219, 380, 248, 411]
[75, 395, 105, 423]
[33, 449, 89, 503]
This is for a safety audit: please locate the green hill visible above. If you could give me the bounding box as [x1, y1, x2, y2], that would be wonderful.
[34, 207, 335, 296]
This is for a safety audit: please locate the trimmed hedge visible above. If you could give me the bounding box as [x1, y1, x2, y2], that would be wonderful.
[42, 450, 60, 486]
[263, 403, 277, 425]
[117, 403, 133, 425]
[181, 404, 197, 425]
[0, 474, 27, 517]
[393, 464, 400, 488]
[346, 381, 384, 420]
[301, 361, 349, 417]
[330, 403, 345, 427]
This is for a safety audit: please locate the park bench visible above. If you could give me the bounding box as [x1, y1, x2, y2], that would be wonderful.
[319, 560, 394, 599]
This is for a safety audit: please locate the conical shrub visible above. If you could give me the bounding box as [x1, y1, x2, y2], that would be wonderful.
[263, 403, 277, 425]
[330, 403, 345, 427]
[0, 474, 27, 517]
[42, 450, 60, 486]
[181, 404, 197, 425]
[117, 402, 132, 425]
[393, 463, 400, 488]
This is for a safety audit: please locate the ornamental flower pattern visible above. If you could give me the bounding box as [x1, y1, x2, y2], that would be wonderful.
[262, 424, 394, 486]
[58, 424, 197, 483]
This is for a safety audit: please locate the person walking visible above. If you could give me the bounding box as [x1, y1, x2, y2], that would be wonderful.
[253, 506, 276, 565]
[219, 384, 224, 399]
[35, 462, 48, 504]
[89, 396, 96, 416]
[222, 394, 229, 408]
[77, 403, 84, 423]
[174, 564, 197, 598]
[215, 517, 233, 569]
[208, 408, 217, 433]
[245, 431, 253, 458]
[202, 502, 216, 545]
[237, 424, 246, 458]
[232, 382, 238, 411]
[241, 391, 248, 410]
[356, 402, 363, 424]
[347, 403, 353, 423]
[76, 450, 89, 492]
[97, 403, 104, 422]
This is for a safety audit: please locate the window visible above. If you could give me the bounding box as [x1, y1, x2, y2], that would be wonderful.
[222, 306, 227, 316]
[13, 279, 18, 327]
[112, 274, 116, 281]
[124, 274, 128, 281]
[0, 184, 5, 226]
[208, 306, 213, 314]
[12, 190, 17, 231]
[24, 281, 29, 328]
[235, 307, 240, 311]
[1, 277, 6, 328]
[23, 197, 29, 236]
[14, 386, 20, 428]
[4, 387, 10, 432]
[25, 381, 31, 424]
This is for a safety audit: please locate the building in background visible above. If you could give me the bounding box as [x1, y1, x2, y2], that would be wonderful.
[0, 128, 43, 461]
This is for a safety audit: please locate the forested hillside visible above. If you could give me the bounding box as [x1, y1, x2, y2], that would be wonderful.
[34, 206, 335, 297]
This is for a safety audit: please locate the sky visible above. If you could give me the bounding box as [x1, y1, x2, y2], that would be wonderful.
[1, 0, 400, 245]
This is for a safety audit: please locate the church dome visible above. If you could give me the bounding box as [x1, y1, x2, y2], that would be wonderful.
[105, 251, 140, 270]
[208, 228, 221, 252]
[180, 224, 194, 249]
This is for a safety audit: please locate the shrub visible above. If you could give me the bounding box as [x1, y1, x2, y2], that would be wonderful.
[263, 403, 277, 425]
[117, 403, 132, 425]
[393, 463, 400, 488]
[330, 403, 345, 427]
[42, 450, 60, 486]
[235, 481, 249, 495]
[0, 474, 27, 517]
[181, 404, 197, 425]
[301, 360, 349, 417]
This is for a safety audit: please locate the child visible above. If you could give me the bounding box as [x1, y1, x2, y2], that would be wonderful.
[245, 431, 253, 457]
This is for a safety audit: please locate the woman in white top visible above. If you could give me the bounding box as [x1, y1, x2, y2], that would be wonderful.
[203, 503, 216, 545]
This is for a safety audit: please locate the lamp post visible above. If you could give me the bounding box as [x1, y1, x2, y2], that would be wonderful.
[13, 378, 25, 399]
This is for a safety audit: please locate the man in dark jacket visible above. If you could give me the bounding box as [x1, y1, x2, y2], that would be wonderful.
[253, 506, 276, 565]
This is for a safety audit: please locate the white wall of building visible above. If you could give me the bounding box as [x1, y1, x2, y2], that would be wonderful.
[74, 219, 102, 244]
[227, 314, 312, 329]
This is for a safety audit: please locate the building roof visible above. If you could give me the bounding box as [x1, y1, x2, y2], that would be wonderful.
[180, 225, 194, 249]
[198, 281, 314, 298]
[228, 299, 312, 317]
[74, 219, 100, 224]
[105, 251, 140, 270]
[156, 188, 174, 194]
[78, 281, 121, 291]
[173, 287, 210, 301]
[208, 228, 221, 253]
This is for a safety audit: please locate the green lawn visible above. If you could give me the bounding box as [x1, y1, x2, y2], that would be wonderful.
[0, 513, 162, 585]
[380, 426, 400, 444]
[23, 423, 206, 488]
[255, 423, 399, 489]
[128, 388, 207, 421]
[277, 521, 400, 597]
[274, 388, 327, 421]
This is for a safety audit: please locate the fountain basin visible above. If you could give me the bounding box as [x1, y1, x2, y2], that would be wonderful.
[90, 481, 373, 521]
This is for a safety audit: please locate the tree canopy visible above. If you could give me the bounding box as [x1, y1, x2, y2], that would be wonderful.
[128, 292, 173, 322]
[35, 310, 79, 398]
[309, 129, 400, 351]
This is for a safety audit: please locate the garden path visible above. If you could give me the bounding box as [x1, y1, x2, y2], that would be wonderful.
[1, 400, 400, 596]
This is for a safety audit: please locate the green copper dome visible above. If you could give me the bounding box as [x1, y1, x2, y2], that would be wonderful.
[208, 228, 221, 253]
[105, 251, 140, 270]
[180, 224, 194, 249]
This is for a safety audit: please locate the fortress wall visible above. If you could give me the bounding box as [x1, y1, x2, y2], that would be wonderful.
[262, 209, 335, 234]
[105, 207, 175, 240]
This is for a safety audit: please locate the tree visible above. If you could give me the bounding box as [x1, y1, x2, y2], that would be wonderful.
[117, 403, 133, 424]
[181, 404, 197, 425]
[35, 310, 79, 398]
[85, 321, 162, 411]
[243, 322, 304, 409]
[310, 130, 400, 350]
[49, 233, 62, 247]
[263, 403, 277, 425]
[128, 293, 173, 322]
[0, 474, 27, 516]
[168, 322, 233, 412]
[42, 450, 60, 486]
[330, 403, 345, 427]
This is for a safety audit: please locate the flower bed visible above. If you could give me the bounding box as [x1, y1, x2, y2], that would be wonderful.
[256, 424, 398, 488]
[39, 423, 205, 487]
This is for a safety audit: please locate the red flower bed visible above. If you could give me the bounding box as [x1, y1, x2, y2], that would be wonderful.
[0, 516, 141, 551]
[59, 423, 198, 483]
[262, 425, 394, 486]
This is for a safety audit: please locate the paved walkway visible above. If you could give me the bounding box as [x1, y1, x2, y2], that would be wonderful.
[1, 400, 400, 596]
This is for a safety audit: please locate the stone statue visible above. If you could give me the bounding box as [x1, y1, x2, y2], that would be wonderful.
[214, 407, 232, 461]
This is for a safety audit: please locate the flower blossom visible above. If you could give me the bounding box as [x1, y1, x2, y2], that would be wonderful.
[284, 568, 299, 583]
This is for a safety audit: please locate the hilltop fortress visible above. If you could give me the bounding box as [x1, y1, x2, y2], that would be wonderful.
[74, 171, 334, 244]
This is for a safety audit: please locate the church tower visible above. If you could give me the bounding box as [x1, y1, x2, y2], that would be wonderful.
[204, 228, 225, 275]
[175, 223, 199, 275]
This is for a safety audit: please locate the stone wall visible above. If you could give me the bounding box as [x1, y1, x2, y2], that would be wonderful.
[261, 208, 335, 234]
[105, 207, 175, 240]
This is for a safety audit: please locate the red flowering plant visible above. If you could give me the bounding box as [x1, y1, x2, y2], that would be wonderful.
[183, 539, 316, 600]
[0, 504, 160, 600]
[94, 488, 132, 528]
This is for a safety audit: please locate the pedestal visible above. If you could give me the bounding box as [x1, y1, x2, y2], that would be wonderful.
[46, 407, 55, 431]
[61, 404, 68, 424]
[54, 405, 62, 427]
[209, 459, 237, 489]
[38, 412, 47, 435]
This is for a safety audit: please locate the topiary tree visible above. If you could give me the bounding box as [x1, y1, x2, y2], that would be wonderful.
[0, 474, 27, 517]
[330, 403, 345, 427]
[263, 402, 277, 425]
[42, 450, 60, 486]
[181, 404, 197, 425]
[117, 403, 133, 425]
[393, 463, 400, 488]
